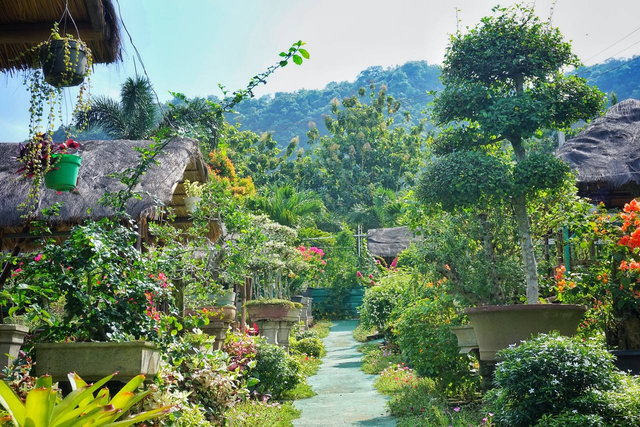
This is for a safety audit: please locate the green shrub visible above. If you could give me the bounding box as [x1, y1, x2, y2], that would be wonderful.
[253, 343, 301, 398]
[486, 333, 620, 426]
[291, 337, 324, 357]
[392, 292, 475, 396]
[294, 329, 319, 341]
[360, 273, 409, 332]
[535, 412, 604, 427]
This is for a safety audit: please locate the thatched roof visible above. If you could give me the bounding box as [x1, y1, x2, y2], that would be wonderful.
[0, 0, 121, 72]
[0, 138, 207, 231]
[556, 99, 640, 207]
[367, 226, 417, 259]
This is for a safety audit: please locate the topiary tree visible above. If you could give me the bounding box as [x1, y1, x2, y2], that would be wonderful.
[419, 4, 605, 303]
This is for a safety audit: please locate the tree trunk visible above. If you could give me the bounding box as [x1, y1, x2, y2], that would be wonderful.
[513, 195, 539, 304]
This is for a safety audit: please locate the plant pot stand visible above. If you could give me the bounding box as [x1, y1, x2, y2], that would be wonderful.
[276, 308, 302, 350]
[610, 350, 640, 375]
[0, 324, 29, 368]
[464, 304, 587, 361]
[450, 325, 479, 354]
[255, 320, 280, 345]
[199, 306, 237, 350]
[35, 341, 161, 383]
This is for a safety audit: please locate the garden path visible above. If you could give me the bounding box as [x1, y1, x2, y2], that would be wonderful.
[293, 320, 396, 426]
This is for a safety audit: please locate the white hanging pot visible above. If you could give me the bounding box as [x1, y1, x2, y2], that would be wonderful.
[184, 196, 201, 213]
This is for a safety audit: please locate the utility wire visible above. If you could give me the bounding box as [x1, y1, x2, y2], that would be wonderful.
[583, 25, 640, 64]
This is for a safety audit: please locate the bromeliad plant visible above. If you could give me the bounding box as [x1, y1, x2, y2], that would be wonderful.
[0, 372, 170, 427]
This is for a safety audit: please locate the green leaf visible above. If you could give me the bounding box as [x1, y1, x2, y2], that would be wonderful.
[292, 55, 303, 65]
[279, 60, 288, 67]
[299, 49, 310, 59]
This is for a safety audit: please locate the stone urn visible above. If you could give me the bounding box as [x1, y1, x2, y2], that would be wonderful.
[35, 341, 161, 383]
[464, 304, 587, 361]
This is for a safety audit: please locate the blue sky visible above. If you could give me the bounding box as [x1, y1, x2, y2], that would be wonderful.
[2, 0, 640, 142]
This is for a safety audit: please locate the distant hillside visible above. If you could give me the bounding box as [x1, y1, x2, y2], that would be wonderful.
[228, 61, 443, 146]
[226, 56, 640, 147]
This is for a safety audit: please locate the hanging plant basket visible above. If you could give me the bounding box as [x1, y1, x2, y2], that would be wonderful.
[44, 154, 82, 191]
[40, 39, 89, 88]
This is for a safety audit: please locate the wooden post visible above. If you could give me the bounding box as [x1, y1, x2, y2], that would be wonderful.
[241, 277, 250, 332]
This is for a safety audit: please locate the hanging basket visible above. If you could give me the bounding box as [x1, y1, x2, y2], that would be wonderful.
[40, 39, 88, 87]
[44, 154, 82, 191]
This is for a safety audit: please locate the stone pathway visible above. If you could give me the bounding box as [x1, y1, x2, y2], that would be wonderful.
[293, 320, 396, 427]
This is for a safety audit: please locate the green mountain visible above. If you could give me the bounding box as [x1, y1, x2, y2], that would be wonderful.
[228, 56, 640, 147]
[228, 61, 442, 146]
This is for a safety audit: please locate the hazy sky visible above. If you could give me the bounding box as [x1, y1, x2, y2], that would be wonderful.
[2, 0, 640, 142]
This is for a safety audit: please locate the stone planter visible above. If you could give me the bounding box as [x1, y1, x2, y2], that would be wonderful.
[449, 325, 478, 354]
[215, 290, 236, 307]
[464, 304, 587, 361]
[35, 341, 161, 382]
[276, 307, 302, 349]
[247, 303, 290, 321]
[0, 324, 29, 368]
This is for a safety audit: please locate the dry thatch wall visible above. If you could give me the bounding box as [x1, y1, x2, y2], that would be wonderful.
[367, 226, 417, 259]
[0, 137, 208, 250]
[0, 0, 121, 72]
[556, 99, 640, 207]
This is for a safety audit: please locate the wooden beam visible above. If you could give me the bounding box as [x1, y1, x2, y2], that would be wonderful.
[84, 0, 107, 33]
[0, 22, 103, 45]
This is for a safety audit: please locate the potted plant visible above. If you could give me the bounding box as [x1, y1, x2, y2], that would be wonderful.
[183, 179, 204, 213]
[14, 23, 92, 216]
[11, 219, 170, 382]
[39, 23, 91, 88]
[417, 5, 603, 361]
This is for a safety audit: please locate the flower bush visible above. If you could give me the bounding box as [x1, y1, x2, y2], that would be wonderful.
[485, 333, 635, 426]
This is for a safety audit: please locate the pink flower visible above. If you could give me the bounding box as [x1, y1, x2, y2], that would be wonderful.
[356, 271, 363, 278]
[453, 406, 461, 412]
[34, 254, 43, 261]
[368, 274, 374, 279]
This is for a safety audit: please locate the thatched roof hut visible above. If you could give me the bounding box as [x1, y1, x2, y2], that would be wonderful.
[0, 0, 121, 72]
[0, 137, 209, 250]
[556, 99, 640, 208]
[367, 226, 417, 263]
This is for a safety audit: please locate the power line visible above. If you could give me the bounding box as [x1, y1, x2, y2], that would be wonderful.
[583, 25, 640, 64]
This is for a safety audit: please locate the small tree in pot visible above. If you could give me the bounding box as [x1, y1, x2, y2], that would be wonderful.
[416, 4, 605, 361]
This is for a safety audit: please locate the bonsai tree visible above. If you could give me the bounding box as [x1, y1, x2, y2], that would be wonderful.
[418, 4, 605, 303]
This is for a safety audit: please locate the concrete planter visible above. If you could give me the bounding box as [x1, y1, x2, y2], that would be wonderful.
[247, 303, 290, 321]
[449, 325, 478, 354]
[464, 304, 587, 361]
[35, 341, 161, 382]
[0, 324, 29, 368]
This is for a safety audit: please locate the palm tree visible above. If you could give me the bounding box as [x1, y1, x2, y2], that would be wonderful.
[77, 76, 159, 139]
[252, 184, 325, 228]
